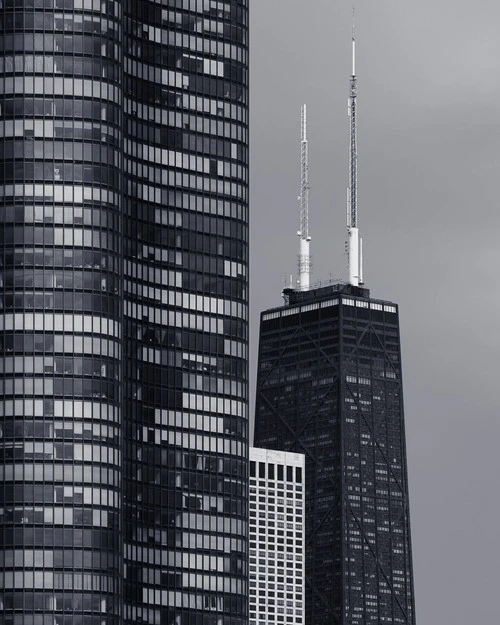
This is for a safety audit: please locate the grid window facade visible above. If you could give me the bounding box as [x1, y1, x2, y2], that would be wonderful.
[249, 448, 304, 625]
[254, 284, 415, 625]
[0, 1, 249, 624]
[0, 1, 123, 621]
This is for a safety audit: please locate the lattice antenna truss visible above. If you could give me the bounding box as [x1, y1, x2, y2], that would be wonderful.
[347, 7, 363, 286]
[297, 104, 311, 289]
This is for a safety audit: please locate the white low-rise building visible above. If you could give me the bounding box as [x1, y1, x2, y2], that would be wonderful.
[249, 447, 305, 625]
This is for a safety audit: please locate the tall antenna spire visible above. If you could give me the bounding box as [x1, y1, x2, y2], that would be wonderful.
[347, 6, 363, 286]
[298, 103, 311, 289]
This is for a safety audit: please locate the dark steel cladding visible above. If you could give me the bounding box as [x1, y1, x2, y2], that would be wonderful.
[0, 0, 249, 624]
[254, 284, 415, 625]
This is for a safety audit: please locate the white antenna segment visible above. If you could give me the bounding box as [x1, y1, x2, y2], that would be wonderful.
[298, 104, 311, 289]
[347, 7, 363, 286]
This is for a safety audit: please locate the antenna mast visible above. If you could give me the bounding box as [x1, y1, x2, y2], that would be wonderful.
[298, 104, 311, 289]
[347, 8, 363, 286]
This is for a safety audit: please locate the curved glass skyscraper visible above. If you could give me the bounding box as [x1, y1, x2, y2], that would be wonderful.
[0, 1, 249, 624]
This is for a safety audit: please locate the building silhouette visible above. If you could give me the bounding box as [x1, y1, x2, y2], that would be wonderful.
[0, 1, 249, 624]
[249, 448, 305, 625]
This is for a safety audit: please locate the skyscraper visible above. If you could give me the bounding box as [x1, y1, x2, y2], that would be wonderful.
[254, 26, 415, 625]
[254, 286, 415, 625]
[0, 1, 249, 624]
[249, 448, 305, 625]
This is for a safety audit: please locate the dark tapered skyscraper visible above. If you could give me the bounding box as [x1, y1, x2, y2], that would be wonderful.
[254, 285, 415, 625]
[0, 1, 249, 623]
[254, 25, 415, 625]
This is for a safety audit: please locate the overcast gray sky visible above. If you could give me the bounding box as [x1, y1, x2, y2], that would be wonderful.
[250, 0, 500, 622]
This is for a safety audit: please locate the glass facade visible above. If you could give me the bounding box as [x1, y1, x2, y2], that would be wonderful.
[254, 284, 415, 625]
[0, 1, 248, 624]
[122, 1, 248, 624]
